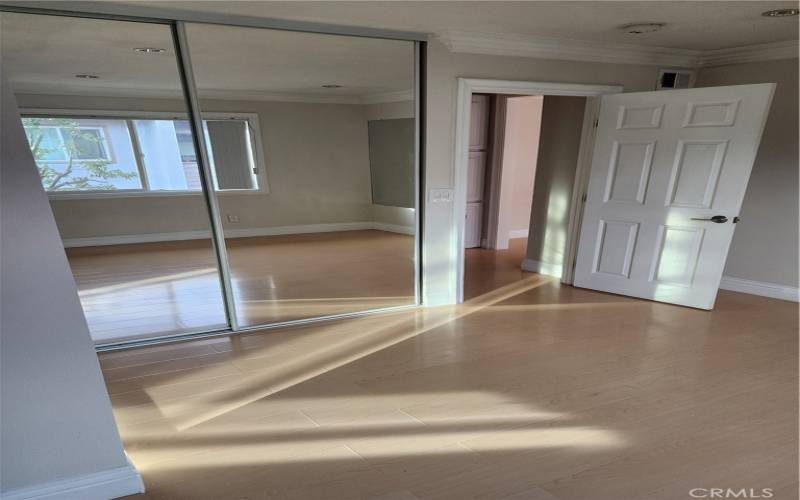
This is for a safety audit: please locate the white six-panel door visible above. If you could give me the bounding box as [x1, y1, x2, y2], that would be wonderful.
[574, 84, 775, 309]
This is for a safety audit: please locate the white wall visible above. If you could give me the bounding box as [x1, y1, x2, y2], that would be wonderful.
[422, 38, 670, 304]
[1, 76, 141, 497]
[495, 95, 542, 247]
[696, 59, 799, 289]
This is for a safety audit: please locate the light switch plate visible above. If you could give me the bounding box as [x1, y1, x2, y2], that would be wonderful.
[428, 188, 454, 203]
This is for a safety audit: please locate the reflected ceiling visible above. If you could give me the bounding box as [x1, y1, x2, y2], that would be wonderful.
[0, 12, 414, 102]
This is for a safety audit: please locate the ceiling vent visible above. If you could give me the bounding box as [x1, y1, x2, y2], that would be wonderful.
[656, 69, 695, 90]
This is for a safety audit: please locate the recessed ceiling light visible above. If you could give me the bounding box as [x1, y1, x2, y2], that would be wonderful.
[761, 8, 799, 17]
[134, 47, 166, 53]
[321, 84, 342, 89]
[74, 74, 99, 79]
[619, 23, 665, 34]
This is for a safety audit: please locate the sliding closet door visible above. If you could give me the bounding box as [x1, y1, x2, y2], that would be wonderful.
[1, 13, 229, 344]
[183, 24, 417, 327]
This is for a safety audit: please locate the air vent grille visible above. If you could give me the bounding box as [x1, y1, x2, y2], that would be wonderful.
[656, 69, 695, 90]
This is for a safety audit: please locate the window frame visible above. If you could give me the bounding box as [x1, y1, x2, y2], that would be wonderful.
[30, 124, 114, 164]
[20, 108, 269, 199]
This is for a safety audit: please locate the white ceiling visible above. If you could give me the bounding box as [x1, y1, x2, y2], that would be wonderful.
[0, 12, 413, 102]
[2, 2, 797, 101]
[124, 0, 799, 50]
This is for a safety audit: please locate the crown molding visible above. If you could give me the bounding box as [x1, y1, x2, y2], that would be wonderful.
[696, 40, 799, 67]
[11, 83, 414, 105]
[438, 30, 701, 67]
[360, 89, 414, 104]
[438, 30, 799, 68]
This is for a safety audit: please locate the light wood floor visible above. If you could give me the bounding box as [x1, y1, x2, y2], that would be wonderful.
[67, 230, 415, 343]
[104, 241, 798, 500]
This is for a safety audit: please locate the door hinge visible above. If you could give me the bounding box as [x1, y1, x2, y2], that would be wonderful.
[594, 119, 599, 128]
[581, 193, 587, 202]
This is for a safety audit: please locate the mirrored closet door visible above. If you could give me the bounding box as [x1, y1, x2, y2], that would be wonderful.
[2, 9, 420, 347]
[183, 23, 418, 327]
[1, 12, 230, 345]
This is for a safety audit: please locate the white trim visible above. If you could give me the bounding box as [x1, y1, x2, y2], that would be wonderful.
[15, 85, 415, 105]
[453, 78, 622, 304]
[360, 90, 415, 105]
[61, 222, 415, 248]
[371, 222, 416, 235]
[439, 30, 700, 67]
[561, 97, 602, 285]
[697, 40, 799, 67]
[507, 229, 529, 240]
[1, 462, 143, 500]
[719, 276, 800, 302]
[521, 258, 563, 278]
[438, 31, 798, 68]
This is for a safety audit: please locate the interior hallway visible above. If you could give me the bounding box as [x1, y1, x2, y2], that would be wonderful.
[105, 243, 798, 500]
[464, 237, 531, 300]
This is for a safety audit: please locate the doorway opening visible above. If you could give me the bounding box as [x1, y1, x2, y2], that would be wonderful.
[455, 79, 621, 302]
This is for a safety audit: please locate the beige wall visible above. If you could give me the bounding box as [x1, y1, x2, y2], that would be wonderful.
[525, 96, 586, 271]
[1, 77, 136, 495]
[423, 38, 669, 304]
[696, 59, 799, 288]
[16, 94, 378, 240]
[497, 95, 542, 247]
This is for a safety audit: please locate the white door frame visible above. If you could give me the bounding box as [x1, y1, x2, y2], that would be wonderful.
[454, 78, 622, 303]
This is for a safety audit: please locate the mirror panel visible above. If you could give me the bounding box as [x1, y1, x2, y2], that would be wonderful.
[184, 23, 417, 326]
[1, 12, 229, 344]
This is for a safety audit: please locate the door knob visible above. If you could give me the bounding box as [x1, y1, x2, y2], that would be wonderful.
[691, 215, 728, 223]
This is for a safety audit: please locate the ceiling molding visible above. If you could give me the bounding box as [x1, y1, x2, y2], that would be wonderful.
[12, 83, 414, 105]
[696, 40, 799, 67]
[359, 89, 414, 104]
[438, 30, 799, 68]
[438, 30, 701, 67]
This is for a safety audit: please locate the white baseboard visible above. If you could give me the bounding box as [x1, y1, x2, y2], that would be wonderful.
[225, 222, 372, 239]
[62, 230, 212, 248]
[371, 222, 416, 235]
[521, 258, 563, 278]
[62, 222, 415, 248]
[1, 462, 143, 500]
[719, 276, 800, 302]
[508, 229, 529, 240]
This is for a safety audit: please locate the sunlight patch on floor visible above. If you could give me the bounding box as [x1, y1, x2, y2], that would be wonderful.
[148, 276, 554, 430]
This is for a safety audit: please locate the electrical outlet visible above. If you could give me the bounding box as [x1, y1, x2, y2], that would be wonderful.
[227, 215, 240, 223]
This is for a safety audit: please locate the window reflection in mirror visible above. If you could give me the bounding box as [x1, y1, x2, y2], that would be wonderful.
[2, 12, 229, 344]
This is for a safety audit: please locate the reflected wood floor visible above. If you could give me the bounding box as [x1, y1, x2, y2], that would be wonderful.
[106, 242, 798, 500]
[66, 230, 415, 344]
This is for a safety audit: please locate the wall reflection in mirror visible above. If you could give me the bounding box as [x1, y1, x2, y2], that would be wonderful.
[184, 23, 416, 327]
[1, 11, 418, 345]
